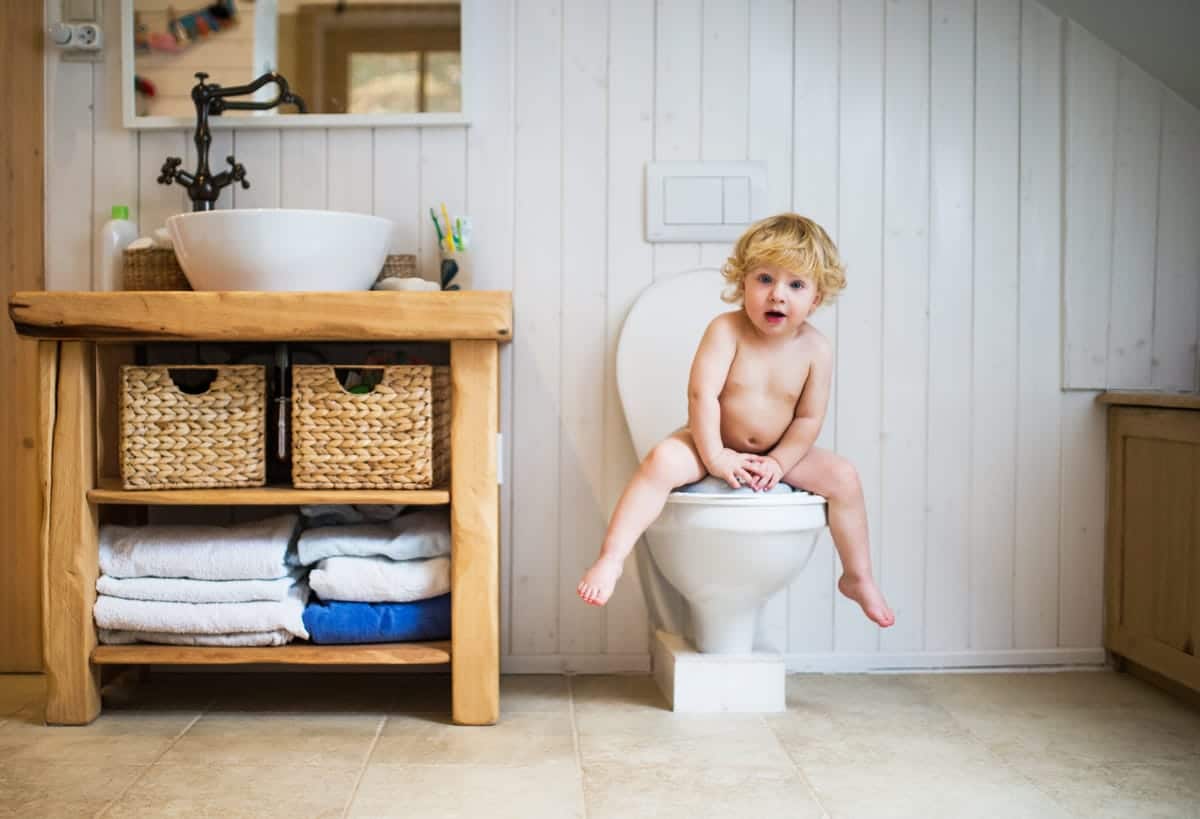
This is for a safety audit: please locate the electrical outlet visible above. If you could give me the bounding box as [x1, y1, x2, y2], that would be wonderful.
[51, 21, 104, 62]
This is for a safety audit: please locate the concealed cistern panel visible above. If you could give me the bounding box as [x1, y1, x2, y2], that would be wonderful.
[645, 161, 768, 242]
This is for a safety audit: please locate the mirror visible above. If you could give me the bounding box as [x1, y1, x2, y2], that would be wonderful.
[122, 0, 466, 128]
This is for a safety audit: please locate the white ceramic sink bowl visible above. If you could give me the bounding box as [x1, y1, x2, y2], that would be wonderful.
[166, 209, 394, 291]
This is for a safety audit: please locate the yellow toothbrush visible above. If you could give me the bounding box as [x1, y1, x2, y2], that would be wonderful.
[440, 203, 455, 253]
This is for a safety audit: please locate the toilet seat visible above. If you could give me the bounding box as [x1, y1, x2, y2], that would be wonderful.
[664, 489, 825, 507]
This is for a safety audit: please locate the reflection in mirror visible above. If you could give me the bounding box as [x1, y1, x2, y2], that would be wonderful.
[132, 0, 461, 119]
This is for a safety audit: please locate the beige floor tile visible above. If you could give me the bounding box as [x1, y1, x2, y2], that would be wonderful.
[370, 711, 575, 766]
[583, 761, 826, 819]
[578, 710, 794, 771]
[0, 706, 195, 766]
[500, 674, 570, 713]
[0, 675, 44, 716]
[347, 761, 585, 818]
[105, 764, 358, 819]
[1020, 756, 1200, 819]
[570, 674, 670, 714]
[911, 670, 1184, 711]
[0, 762, 142, 818]
[786, 673, 935, 714]
[160, 712, 383, 769]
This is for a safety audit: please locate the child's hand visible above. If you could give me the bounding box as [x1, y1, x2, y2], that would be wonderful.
[747, 455, 784, 491]
[709, 449, 762, 489]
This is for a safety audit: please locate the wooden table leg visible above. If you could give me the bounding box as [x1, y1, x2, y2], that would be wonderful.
[42, 341, 101, 725]
[449, 340, 499, 725]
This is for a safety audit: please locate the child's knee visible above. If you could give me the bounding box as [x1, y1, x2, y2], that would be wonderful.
[829, 458, 861, 497]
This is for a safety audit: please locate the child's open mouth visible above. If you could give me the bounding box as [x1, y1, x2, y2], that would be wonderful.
[765, 311, 786, 324]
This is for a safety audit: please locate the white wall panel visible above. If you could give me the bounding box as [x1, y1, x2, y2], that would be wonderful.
[43, 0, 1200, 671]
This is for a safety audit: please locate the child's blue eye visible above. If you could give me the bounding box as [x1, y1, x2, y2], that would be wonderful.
[790, 280, 806, 289]
[757, 274, 773, 284]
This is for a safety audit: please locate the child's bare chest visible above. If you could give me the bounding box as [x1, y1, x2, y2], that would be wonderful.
[722, 347, 811, 405]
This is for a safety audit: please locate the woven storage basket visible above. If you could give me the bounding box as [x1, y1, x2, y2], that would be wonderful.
[377, 253, 418, 281]
[119, 365, 266, 489]
[291, 364, 450, 489]
[123, 246, 192, 291]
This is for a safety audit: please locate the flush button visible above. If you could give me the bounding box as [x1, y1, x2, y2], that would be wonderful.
[663, 177, 723, 225]
[723, 176, 751, 224]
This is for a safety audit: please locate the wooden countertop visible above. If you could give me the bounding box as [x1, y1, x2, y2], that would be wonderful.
[9, 290, 512, 342]
[1097, 391, 1200, 411]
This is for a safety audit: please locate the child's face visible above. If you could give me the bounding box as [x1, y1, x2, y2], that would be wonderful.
[742, 264, 823, 335]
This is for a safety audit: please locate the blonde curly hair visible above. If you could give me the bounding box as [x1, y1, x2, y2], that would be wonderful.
[720, 213, 846, 306]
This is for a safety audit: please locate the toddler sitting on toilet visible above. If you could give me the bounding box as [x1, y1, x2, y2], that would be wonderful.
[577, 213, 894, 629]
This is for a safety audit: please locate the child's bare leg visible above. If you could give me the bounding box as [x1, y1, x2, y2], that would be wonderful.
[578, 430, 706, 606]
[782, 447, 895, 627]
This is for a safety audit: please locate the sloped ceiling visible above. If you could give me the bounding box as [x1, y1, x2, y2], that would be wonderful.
[1036, 0, 1200, 109]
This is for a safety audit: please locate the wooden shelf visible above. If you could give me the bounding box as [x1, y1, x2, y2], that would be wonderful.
[10, 290, 512, 342]
[88, 477, 449, 506]
[92, 641, 451, 666]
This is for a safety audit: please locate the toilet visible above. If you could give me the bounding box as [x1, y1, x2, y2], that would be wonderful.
[616, 269, 829, 656]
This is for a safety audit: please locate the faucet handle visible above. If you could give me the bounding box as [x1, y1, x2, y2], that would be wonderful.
[225, 155, 251, 190]
[158, 156, 183, 185]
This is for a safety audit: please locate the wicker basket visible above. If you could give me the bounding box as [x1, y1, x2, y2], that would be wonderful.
[123, 246, 192, 291]
[291, 364, 450, 489]
[119, 365, 266, 489]
[376, 254, 418, 282]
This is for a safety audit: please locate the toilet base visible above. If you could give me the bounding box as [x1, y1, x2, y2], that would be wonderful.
[652, 630, 785, 713]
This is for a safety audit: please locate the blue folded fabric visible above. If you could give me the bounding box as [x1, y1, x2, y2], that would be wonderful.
[302, 594, 451, 644]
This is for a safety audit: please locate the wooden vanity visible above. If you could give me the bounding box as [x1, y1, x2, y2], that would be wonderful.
[1099, 391, 1200, 700]
[8, 290, 511, 726]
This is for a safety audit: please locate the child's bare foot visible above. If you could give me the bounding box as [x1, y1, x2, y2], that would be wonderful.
[837, 573, 895, 627]
[577, 556, 623, 606]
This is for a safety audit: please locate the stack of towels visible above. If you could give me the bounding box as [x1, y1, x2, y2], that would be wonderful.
[298, 506, 452, 644]
[95, 514, 310, 647]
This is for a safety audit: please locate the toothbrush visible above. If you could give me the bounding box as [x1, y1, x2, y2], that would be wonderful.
[440, 203, 455, 253]
[429, 208, 444, 243]
[453, 217, 463, 251]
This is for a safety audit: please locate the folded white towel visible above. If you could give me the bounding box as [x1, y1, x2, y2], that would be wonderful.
[93, 581, 309, 639]
[96, 570, 304, 604]
[298, 507, 450, 566]
[98, 628, 293, 647]
[309, 555, 450, 603]
[99, 514, 299, 580]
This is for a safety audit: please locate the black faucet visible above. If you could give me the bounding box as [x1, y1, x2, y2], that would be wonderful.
[158, 72, 307, 212]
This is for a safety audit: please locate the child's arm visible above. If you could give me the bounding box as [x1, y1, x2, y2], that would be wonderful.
[687, 315, 737, 471]
[764, 335, 833, 475]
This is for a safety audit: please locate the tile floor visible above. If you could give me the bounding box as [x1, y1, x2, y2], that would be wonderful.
[1, 668, 1198, 818]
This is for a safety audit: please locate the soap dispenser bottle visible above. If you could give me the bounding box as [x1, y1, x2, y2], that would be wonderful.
[96, 205, 138, 291]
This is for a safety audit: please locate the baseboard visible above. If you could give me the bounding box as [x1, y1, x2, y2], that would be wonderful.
[500, 648, 1107, 675]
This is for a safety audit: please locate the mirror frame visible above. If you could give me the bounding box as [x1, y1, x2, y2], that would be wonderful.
[121, 0, 471, 129]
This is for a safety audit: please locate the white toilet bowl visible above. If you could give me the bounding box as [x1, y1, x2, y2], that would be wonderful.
[617, 269, 830, 655]
[646, 490, 826, 653]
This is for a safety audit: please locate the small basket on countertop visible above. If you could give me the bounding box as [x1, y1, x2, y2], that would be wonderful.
[374, 254, 418, 283]
[291, 364, 450, 490]
[122, 246, 192, 291]
[119, 365, 266, 489]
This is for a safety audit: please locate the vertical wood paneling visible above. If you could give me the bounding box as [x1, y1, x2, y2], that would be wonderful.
[879, 0, 930, 652]
[372, 130, 421, 256]
[231, 131, 282, 209]
[788, 0, 839, 653]
[1014, 0, 1063, 649]
[327, 129, 374, 215]
[749, 0, 794, 653]
[1058, 390, 1107, 648]
[834, 0, 884, 653]
[91, 0, 138, 289]
[558, 0, 608, 655]
[279, 130, 327, 209]
[969, 0, 1020, 650]
[698, 0, 749, 270]
[137, 131, 188, 244]
[463, 0, 517, 654]
[925, 0, 975, 652]
[44, 0, 1197, 668]
[418, 128, 468, 280]
[1151, 93, 1200, 392]
[603, 0, 655, 656]
[45, 53, 94, 291]
[653, 0, 703, 278]
[1107, 60, 1162, 389]
[510, 0, 563, 656]
[1062, 22, 1118, 389]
